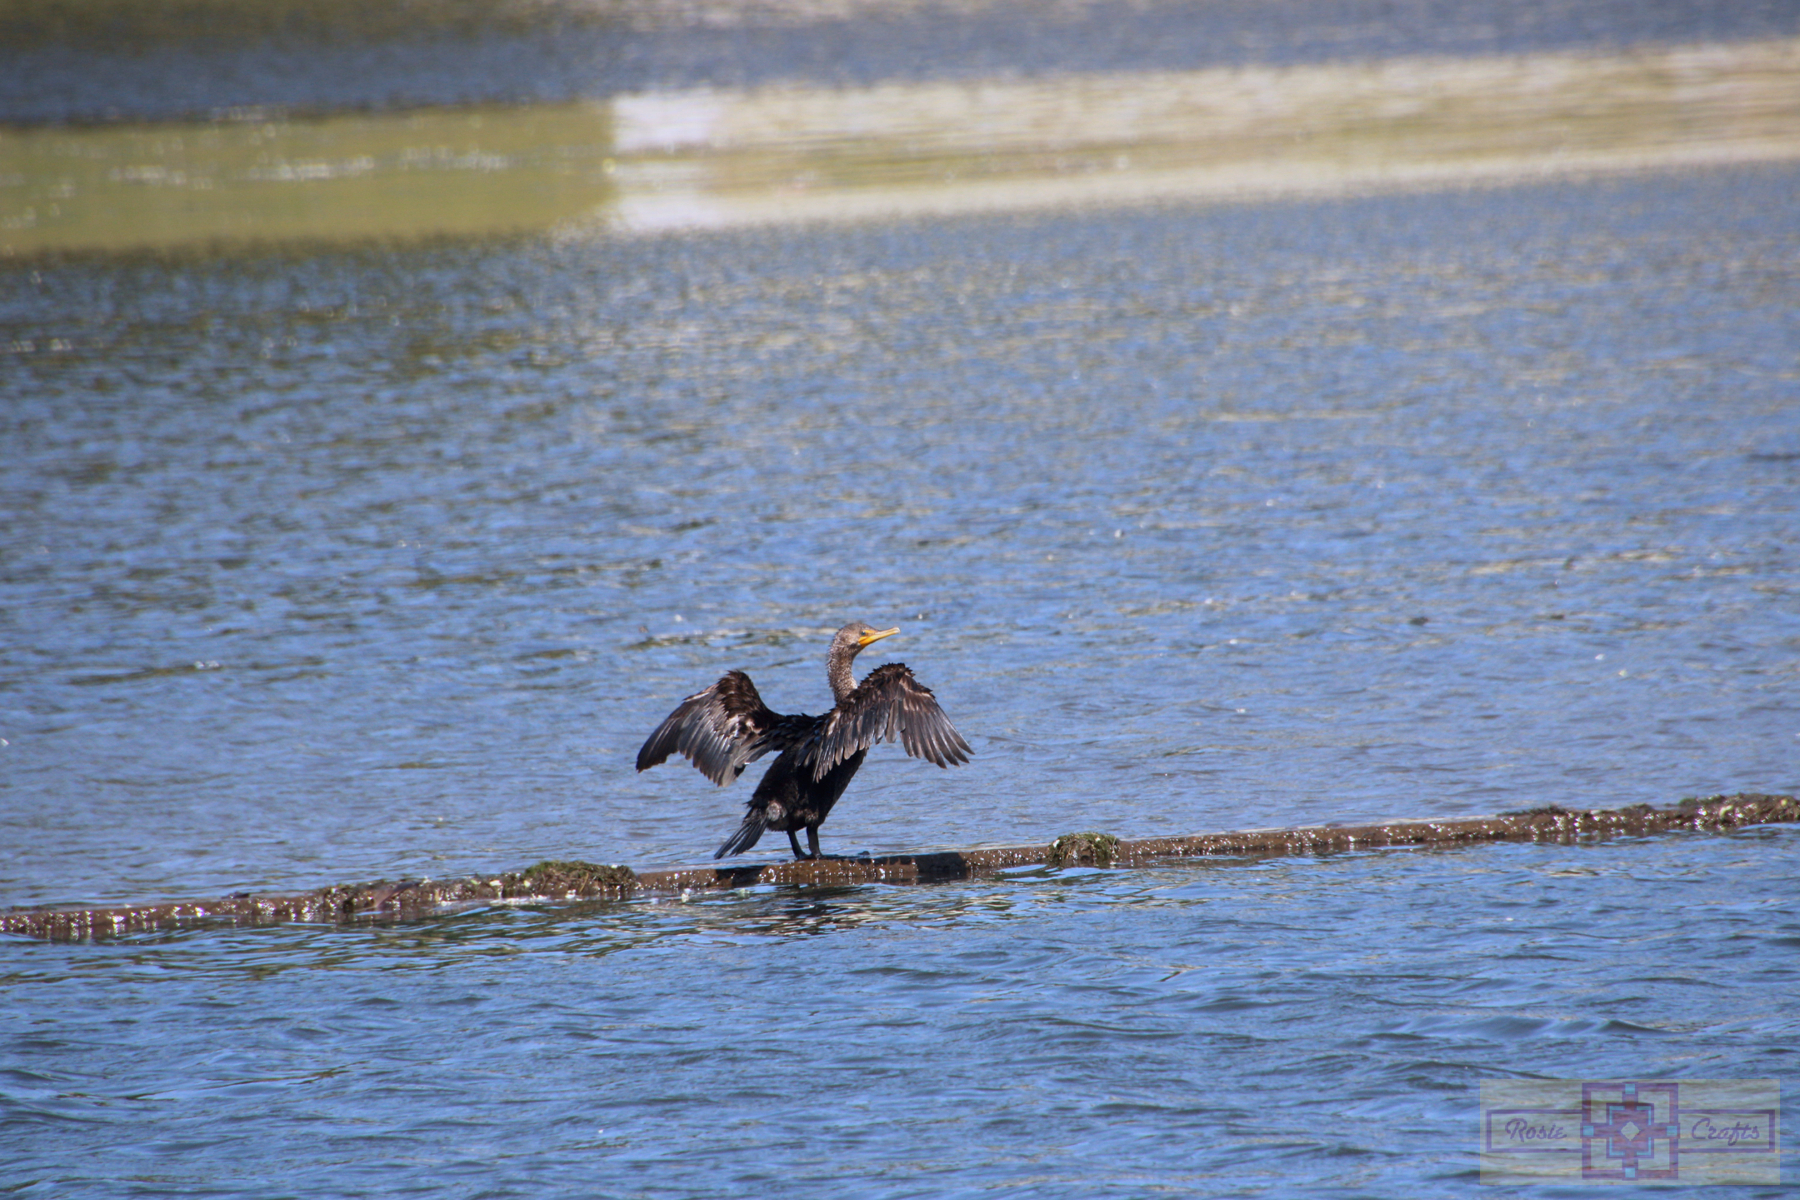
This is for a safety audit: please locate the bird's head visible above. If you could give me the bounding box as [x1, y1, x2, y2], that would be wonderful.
[835, 621, 899, 657]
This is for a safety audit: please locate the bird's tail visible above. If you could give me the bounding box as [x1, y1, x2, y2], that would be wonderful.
[714, 810, 766, 859]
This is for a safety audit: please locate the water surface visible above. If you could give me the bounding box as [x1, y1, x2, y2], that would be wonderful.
[4, 168, 1797, 905]
[8, 0, 1798, 124]
[5, 830, 1796, 1197]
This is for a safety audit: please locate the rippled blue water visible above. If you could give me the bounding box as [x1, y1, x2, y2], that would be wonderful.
[6, 829, 1797, 1197]
[4, 169, 1797, 905]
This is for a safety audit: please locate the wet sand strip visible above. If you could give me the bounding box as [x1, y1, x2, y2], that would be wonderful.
[6, 793, 1794, 941]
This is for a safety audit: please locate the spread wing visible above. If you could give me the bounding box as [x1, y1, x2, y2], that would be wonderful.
[808, 662, 972, 781]
[636, 671, 811, 786]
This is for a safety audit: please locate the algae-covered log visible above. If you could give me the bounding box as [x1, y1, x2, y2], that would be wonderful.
[2, 860, 639, 942]
[4, 793, 1795, 941]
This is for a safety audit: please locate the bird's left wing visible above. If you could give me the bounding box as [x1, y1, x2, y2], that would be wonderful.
[636, 670, 806, 786]
[808, 662, 972, 781]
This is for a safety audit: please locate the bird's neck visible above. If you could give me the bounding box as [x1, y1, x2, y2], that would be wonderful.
[827, 646, 860, 705]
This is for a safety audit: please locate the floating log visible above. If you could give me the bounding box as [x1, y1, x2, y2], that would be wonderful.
[5, 793, 1795, 942]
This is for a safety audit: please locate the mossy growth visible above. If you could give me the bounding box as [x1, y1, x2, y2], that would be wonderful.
[1046, 832, 1121, 869]
[505, 860, 637, 898]
[1498, 803, 1574, 817]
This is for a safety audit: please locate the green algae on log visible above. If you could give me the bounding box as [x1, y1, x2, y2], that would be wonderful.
[5, 793, 1796, 941]
[1046, 831, 1123, 868]
[1, 860, 641, 943]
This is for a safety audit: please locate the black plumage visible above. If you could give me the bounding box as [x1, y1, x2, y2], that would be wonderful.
[636, 621, 971, 859]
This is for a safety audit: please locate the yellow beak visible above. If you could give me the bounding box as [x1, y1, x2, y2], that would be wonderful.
[859, 626, 900, 646]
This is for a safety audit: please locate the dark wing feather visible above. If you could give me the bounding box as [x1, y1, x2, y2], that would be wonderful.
[808, 662, 972, 781]
[637, 671, 808, 786]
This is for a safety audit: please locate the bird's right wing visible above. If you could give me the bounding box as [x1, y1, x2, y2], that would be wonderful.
[636, 671, 803, 786]
[808, 662, 972, 781]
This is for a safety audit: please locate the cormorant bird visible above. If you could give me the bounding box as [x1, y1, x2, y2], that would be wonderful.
[636, 622, 971, 859]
